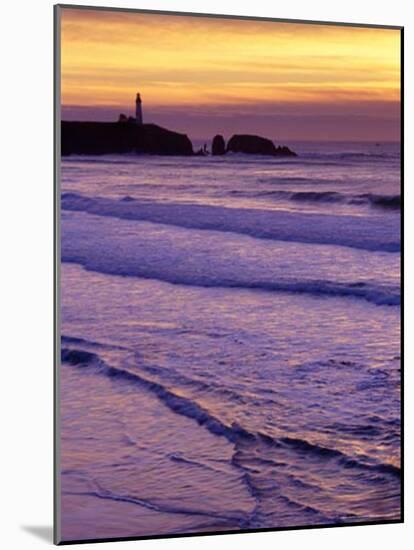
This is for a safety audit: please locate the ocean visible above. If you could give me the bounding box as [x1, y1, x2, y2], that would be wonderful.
[59, 140, 401, 541]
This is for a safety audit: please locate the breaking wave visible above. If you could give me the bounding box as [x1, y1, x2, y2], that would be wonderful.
[61, 346, 401, 483]
[61, 193, 400, 252]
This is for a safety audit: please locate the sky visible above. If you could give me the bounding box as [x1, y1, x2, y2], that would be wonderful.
[60, 7, 401, 142]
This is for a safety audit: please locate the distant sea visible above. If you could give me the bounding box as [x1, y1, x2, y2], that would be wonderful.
[60, 140, 401, 541]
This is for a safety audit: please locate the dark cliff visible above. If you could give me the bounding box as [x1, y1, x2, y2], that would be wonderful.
[61, 121, 194, 156]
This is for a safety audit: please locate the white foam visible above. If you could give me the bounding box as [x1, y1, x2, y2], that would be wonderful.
[61, 209, 400, 306]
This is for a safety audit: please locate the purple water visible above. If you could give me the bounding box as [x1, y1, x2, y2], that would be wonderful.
[59, 141, 401, 541]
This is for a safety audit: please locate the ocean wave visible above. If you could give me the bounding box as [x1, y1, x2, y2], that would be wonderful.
[66, 476, 247, 524]
[289, 191, 343, 203]
[61, 346, 401, 483]
[290, 192, 400, 210]
[353, 194, 401, 210]
[231, 189, 343, 203]
[62, 222, 401, 306]
[61, 334, 129, 352]
[61, 193, 400, 252]
[232, 188, 400, 210]
[61, 346, 252, 444]
[61, 249, 400, 305]
[256, 176, 312, 185]
[61, 201, 400, 306]
[299, 151, 399, 163]
[338, 152, 398, 160]
[279, 436, 400, 478]
[61, 348, 100, 366]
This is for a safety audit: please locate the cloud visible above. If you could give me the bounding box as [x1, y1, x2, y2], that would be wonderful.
[59, 7, 401, 141]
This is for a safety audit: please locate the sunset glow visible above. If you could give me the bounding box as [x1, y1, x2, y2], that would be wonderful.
[60, 8, 401, 140]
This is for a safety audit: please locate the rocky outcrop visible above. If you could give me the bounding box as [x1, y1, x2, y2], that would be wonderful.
[227, 134, 296, 156]
[212, 135, 226, 155]
[274, 145, 297, 157]
[61, 122, 297, 158]
[61, 121, 194, 156]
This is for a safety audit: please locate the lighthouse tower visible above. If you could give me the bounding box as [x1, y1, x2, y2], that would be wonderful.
[135, 92, 143, 125]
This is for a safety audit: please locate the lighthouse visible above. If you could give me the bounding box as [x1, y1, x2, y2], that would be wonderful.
[135, 92, 143, 125]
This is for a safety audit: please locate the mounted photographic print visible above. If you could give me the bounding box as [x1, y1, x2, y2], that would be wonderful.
[54, 4, 403, 544]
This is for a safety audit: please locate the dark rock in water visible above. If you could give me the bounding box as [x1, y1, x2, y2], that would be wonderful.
[275, 145, 297, 157]
[61, 121, 194, 156]
[212, 135, 226, 155]
[227, 134, 296, 156]
[227, 134, 274, 155]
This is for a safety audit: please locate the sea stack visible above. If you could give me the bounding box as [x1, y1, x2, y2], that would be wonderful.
[227, 134, 296, 156]
[212, 135, 226, 155]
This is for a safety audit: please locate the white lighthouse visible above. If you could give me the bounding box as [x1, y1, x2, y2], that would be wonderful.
[135, 92, 143, 125]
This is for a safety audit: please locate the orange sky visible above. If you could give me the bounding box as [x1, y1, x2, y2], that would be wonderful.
[59, 7, 401, 141]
